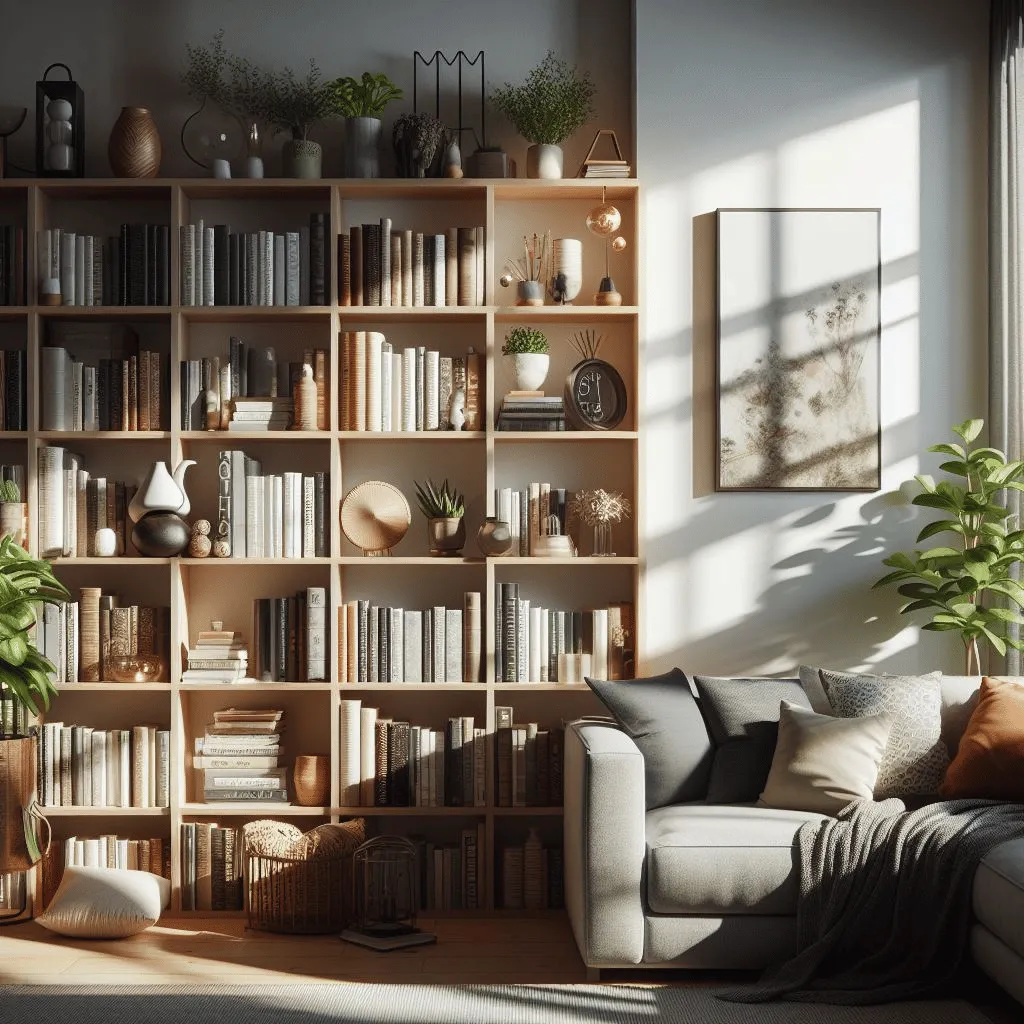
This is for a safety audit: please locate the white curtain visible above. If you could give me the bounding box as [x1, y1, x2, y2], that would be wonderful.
[990, 0, 1024, 673]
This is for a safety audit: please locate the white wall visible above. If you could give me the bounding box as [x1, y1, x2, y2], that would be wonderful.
[636, 0, 989, 676]
[0, 0, 632, 177]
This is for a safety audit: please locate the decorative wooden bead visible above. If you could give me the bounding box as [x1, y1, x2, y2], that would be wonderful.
[212, 539, 230, 558]
[189, 534, 212, 558]
[192, 519, 211, 537]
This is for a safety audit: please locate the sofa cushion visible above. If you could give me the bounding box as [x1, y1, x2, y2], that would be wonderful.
[821, 669, 948, 798]
[797, 665, 833, 714]
[585, 668, 713, 809]
[973, 837, 1024, 958]
[645, 803, 826, 916]
[693, 676, 811, 803]
[941, 676, 1024, 799]
[759, 701, 891, 815]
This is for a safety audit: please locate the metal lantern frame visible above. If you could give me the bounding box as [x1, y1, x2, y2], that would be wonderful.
[36, 63, 85, 178]
[350, 835, 420, 938]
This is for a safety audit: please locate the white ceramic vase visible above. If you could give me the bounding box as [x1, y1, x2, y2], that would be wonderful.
[129, 460, 196, 523]
[550, 238, 582, 303]
[526, 143, 563, 179]
[512, 353, 550, 392]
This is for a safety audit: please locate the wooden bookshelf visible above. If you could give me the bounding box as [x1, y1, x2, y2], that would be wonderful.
[7, 177, 642, 917]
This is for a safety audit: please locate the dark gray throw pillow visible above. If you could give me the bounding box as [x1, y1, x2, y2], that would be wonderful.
[585, 668, 713, 809]
[693, 675, 811, 803]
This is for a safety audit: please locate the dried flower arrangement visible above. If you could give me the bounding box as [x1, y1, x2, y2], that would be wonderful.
[569, 489, 632, 526]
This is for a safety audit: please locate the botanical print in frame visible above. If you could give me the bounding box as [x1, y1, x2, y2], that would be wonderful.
[716, 208, 881, 491]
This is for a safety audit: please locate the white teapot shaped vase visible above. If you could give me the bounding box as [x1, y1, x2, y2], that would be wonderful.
[128, 460, 196, 524]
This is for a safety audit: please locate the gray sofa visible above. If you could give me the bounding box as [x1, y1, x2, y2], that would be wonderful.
[564, 674, 1024, 1005]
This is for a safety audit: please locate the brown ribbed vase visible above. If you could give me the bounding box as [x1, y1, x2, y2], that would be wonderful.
[108, 106, 162, 178]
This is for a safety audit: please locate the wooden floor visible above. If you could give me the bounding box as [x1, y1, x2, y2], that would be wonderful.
[0, 913, 1018, 1024]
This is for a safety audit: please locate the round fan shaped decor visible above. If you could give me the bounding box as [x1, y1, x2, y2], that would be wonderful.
[340, 481, 411, 555]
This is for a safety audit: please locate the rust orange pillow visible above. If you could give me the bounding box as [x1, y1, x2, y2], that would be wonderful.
[940, 676, 1024, 799]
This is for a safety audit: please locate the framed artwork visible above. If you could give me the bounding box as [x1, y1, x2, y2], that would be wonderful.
[715, 207, 881, 491]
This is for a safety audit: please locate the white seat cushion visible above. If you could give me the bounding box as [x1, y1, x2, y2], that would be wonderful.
[37, 866, 171, 938]
[974, 837, 1024, 957]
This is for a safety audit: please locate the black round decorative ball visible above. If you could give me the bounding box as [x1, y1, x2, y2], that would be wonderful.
[132, 512, 190, 557]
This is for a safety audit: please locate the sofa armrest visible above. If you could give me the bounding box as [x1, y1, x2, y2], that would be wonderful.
[564, 720, 646, 967]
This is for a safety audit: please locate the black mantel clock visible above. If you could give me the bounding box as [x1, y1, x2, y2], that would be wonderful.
[564, 358, 628, 430]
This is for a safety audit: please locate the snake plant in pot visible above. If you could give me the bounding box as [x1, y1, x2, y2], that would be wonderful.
[0, 536, 68, 913]
[415, 478, 467, 557]
[873, 419, 1024, 673]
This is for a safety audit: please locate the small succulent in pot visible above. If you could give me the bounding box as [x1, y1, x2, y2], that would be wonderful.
[502, 326, 550, 392]
[415, 479, 467, 557]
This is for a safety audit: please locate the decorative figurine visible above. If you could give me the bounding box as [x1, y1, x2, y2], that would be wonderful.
[449, 388, 466, 431]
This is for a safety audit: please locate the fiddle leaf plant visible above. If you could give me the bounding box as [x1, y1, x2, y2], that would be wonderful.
[873, 419, 1024, 673]
[0, 535, 69, 729]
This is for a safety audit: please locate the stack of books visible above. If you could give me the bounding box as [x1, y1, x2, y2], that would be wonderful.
[495, 392, 566, 432]
[179, 215, 329, 307]
[182, 628, 249, 684]
[338, 698, 487, 808]
[494, 706, 564, 807]
[179, 823, 243, 911]
[197, 708, 287, 804]
[228, 397, 294, 431]
[581, 161, 630, 178]
[340, 333, 482, 432]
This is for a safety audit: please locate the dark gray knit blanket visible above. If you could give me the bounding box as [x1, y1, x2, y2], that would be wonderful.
[719, 797, 1024, 1005]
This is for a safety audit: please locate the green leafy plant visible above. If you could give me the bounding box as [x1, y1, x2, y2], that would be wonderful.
[502, 326, 549, 355]
[263, 60, 337, 140]
[0, 479, 20, 502]
[490, 51, 596, 146]
[328, 72, 403, 119]
[873, 419, 1024, 672]
[183, 30, 231, 107]
[0, 536, 69, 727]
[415, 479, 466, 519]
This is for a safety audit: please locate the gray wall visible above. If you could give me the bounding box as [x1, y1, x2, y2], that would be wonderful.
[636, 0, 989, 676]
[0, 0, 632, 177]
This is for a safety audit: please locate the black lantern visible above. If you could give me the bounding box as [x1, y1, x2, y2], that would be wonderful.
[36, 63, 84, 177]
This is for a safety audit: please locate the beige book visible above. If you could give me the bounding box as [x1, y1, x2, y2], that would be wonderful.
[446, 227, 458, 307]
[150, 351, 162, 431]
[366, 331, 384, 432]
[138, 838, 151, 873]
[354, 330, 367, 431]
[109, 606, 131, 658]
[139, 350, 150, 430]
[131, 725, 150, 808]
[359, 705, 378, 806]
[390, 233, 402, 307]
[337, 605, 347, 683]
[127, 839, 139, 870]
[342, 331, 356, 430]
[195, 821, 214, 911]
[464, 348, 481, 431]
[401, 229, 413, 307]
[314, 348, 327, 430]
[79, 587, 101, 681]
[339, 699, 362, 807]
[346, 601, 358, 683]
[137, 605, 155, 656]
[150, 836, 164, 878]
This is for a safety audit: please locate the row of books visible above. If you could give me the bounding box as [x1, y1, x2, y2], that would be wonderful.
[38, 592, 169, 684]
[36, 723, 170, 808]
[500, 838, 564, 910]
[197, 709, 287, 803]
[495, 484, 572, 557]
[180, 823, 244, 910]
[59, 834, 171, 877]
[0, 350, 26, 429]
[494, 707, 564, 808]
[495, 394, 567, 432]
[412, 828, 486, 911]
[41, 346, 164, 431]
[339, 700, 486, 808]
[338, 222, 485, 307]
[340, 332, 482, 432]
[38, 226, 171, 306]
[0, 225, 25, 305]
[180, 341, 328, 430]
[337, 593, 482, 684]
[495, 587, 635, 683]
[180, 216, 329, 306]
[216, 451, 328, 559]
[253, 589, 328, 682]
[37, 446, 137, 558]
[0, 686, 29, 739]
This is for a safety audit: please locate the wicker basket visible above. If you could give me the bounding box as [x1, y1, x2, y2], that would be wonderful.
[243, 818, 365, 934]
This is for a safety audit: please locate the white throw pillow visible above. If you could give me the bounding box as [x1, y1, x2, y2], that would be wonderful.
[37, 866, 171, 938]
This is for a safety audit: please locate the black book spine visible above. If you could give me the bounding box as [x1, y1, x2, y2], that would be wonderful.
[357, 600, 369, 683]
[229, 336, 241, 398]
[313, 472, 326, 557]
[118, 224, 129, 305]
[0, 226, 8, 306]
[375, 722, 389, 806]
[110, 359, 123, 434]
[157, 225, 170, 305]
[266, 596, 278, 681]
[229, 234, 240, 305]
[423, 234, 434, 307]
[494, 582, 503, 682]
[5, 350, 21, 430]
[214, 225, 230, 305]
[285, 594, 298, 682]
[145, 224, 156, 305]
[253, 599, 269, 680]
[238, 340, 248, 397]
[445, 717, 463, 807]
[177, 359, 187, 436]
[276, 597, 288, 681]
[501, 582, 519, 682]
[98, 359, 110, 432]
[310, 213, 326, 306]
[377, 607, 388, 684]
[2, 225, 12, 306]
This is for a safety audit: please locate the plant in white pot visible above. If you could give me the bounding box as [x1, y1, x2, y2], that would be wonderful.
[0, 536, 68, 916]
[502, 326, 550, 392]
[329, 72, 403, 178]
[490, 52, 596, 179]
[415, 478, 467, 557]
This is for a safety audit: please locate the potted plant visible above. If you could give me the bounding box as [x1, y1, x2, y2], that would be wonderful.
[415, 479, 466, 557]
[264, 60, 337, 178]
[873, 418, 1024, 673]
[181, 30, 238, 176]
[0, 479, 27, 549]
[490, 51, 596, 179]
[0, 536, 68, 907]
[502, 326, 550, 391]
[328, 72, 403, 178]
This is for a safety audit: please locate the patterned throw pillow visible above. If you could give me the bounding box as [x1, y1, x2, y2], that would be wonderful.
[820, 670, 949, 797]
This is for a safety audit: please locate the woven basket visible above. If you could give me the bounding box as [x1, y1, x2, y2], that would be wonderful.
[0, 736, 38, 873]
[243, 818, 365, 934]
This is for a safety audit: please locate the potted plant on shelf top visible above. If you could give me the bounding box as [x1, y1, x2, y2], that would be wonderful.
[328, 72, 403, 178]
[502, 326, 550, 392]
[264, 59, 338, 179]
[415, 479, 467, 557]
[490, 51, 596, 179]
[0, 536, 68, 895]
[873, 418, 1024, 674]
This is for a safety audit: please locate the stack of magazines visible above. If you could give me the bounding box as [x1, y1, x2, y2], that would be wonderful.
[196, 708, 286, 803]
[495, 392, 566, 432]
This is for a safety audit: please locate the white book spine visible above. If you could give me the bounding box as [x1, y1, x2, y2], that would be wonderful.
[74, 234, 86, 309]
[529, 606, 543, 683]
[203, 226, 215, 306]
[306, 586, 326, 680]
[390, 606, 404, 683]
[391, 354, 402, 437]
[425, 350, 440, 430]
[445, 608, 462, 683]
[231, 451, 246, 557]
[92, 729, 106, 807]
[380, 342, 392, 432]
[37, 446, 64, 558]
[431, 605, 446, 684]
[263, 475, 275, 558]
[403, 609, 422, 683]
[283, 472, 297, 557]
[591, 609, 609, 680]
[380, 216, 392, 306]
[340, 699, 362, 806]
[118, 731, 131, 808]
[195, 220, 204, 309]
[71, 360, 83, 431]
[302, 475, 315, 558]
[285, 231, 300, 305]
[401, 347, 416, 431]
[273, 233, 286, 306]
[432, 233, 445, 307]
[245, 474, 261, 558]
[366, 331, 384, 432]
[40, 347, 67, 431]
[359, 705, 377, 807]
[60, 231, 76, 305]
[401, 228, 413, 307]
